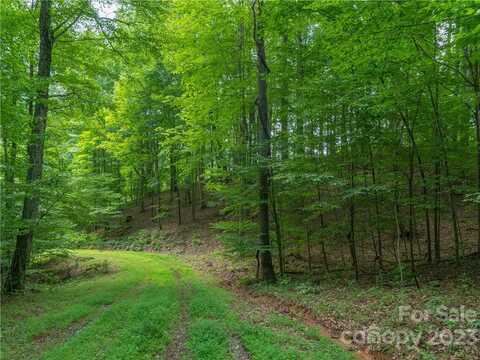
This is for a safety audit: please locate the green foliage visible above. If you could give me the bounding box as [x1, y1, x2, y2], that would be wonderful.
[2, 251, 354, 360]
[213, 220, 258, 256]
[2, 0, 479, 291]
[27, 250, 111, 285]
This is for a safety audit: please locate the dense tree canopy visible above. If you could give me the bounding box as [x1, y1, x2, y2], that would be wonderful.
[1, 0, 479, 290]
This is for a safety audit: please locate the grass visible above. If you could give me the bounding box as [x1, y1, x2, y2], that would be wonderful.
[252, 271, 480, 360]
[1, 250, 355, 360]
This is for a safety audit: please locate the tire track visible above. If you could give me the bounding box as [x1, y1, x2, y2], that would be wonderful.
[164, 269, 191, 360]
[229, 335, 250, 360]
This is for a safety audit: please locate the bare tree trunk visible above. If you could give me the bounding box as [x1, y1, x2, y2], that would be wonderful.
[191, 168, 196, 221]
[170, 148, 176, 203]
[280, 33, 289, 161]
[169, 146, 182, 225]
[5, 0, 52, 292]
[199, 157, 207, 209]
[306, 226, 312, 274]
[348, 115, 359, 281]
[349, 170, 359, 281]
[295, 34, 304, 156]
[398, 110, 432, 263]
[176, 190, 182, 226]
[408, 149, 420, 288]
[475, 93, 480, 255]
[154, 139, 162, 229]
[393, 194, 404, 286]
[319, 213, 329, 272]
[252, 0, 275, 282]
[140, 173, 145, 213]
[428, 85, 462, 263]
[271, 178, 284, 276]
[434, 159, 441, 262]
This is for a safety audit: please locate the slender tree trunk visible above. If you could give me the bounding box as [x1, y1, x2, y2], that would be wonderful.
[5, 0, 52, 292]
[349, 162, 359, 281]
[306, 226, 312, 273]
[237, 6, 249, 168]
[398, 110, 432, 263]
[295, 34, 304, 156]
[271, 178, 284, 276]
[140, 174, 145, 213]
[428, 85, 462, 263]
[191, 168, 196, 221]
[280, 33, 289, 161]
[347, 112, 359, 281]
[434, 160, 441, 262]
[317, 189, 329, 272]
[363, 170, 378, 263]
[169, 147, 181, 225]
[154, 139, 162, 229]
[252, 0, 275, 282]
[338, 208, 346, 268]
[320, 231, 329, 272]
[368, 147, 383, 269]
[170, 147, 176, 203]
[475, 93, 480, 255]
[393, 193, 404, 286]
[199, 157, 207, 209]
[408, 149, 420, 288]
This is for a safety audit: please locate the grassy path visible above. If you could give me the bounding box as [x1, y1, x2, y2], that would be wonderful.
[1, 250, 356, 360]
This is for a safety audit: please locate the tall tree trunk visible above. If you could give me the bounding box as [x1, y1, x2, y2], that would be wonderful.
[398, 110, 432, 263]
[191, 168, 196, 221]
[169, 146, 181, 225]
[271, 178, 284, 276]
[295, 34, 304, 156]
[348, 113, 359, 281]
[393, 193, 404, 286]
[315, 188, 329, 272]
[428, 85, 462, 263]
[154, 139, 162, 229]
[280, 33, 289, 161]
[199, 157, 207, 209]
[408, 149, 420, 288]
[237, 5, 249, 168]
[349, 162, 359, 281]
[475, 92, 480, 255]
[139, 173, 146, 213]
[252, 0, 275, 282]
[5, 0, 52, 292]
[434, 160, 441, 262]
[170, 147, 176, 203]
[368, 146, 383, 269]
[305, 226, 312, 273]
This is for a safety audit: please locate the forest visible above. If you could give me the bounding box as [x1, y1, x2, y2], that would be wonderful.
[1, 1, 480, 360]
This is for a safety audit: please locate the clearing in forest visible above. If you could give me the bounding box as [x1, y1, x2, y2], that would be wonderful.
[1, 250, 355, 360]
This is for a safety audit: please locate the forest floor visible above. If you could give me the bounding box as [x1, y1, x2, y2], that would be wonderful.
[2, 200, 479, 360]
[91, 198, 480, 360]
[1, 250, 355, 360]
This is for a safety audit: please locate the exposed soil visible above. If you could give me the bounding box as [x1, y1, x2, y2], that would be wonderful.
[163, 270, 191, 360]
[190, 254, 389, 360]
[229, 335, 251, 360]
